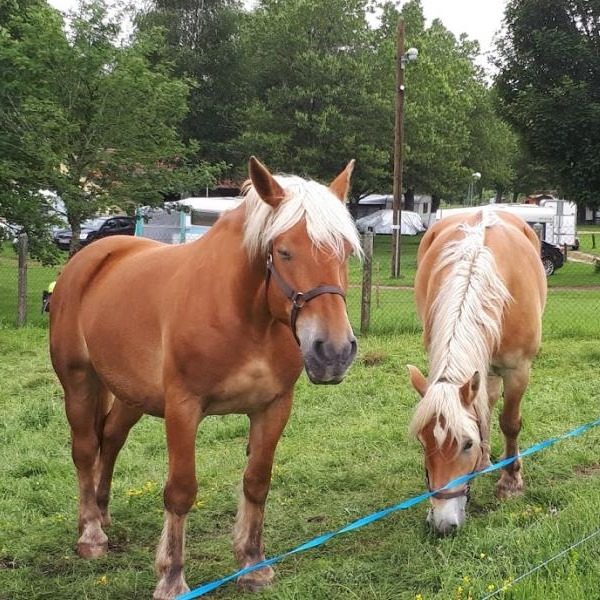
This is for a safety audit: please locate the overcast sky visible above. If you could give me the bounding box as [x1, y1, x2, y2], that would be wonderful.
[47, 0, 507, 56]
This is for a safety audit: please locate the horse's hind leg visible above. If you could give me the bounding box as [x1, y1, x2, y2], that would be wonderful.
[496, 362, 530, 499]
[233, 392, 293, 591]
[96, 398, 143, 527]
[63, 367, 112, 558]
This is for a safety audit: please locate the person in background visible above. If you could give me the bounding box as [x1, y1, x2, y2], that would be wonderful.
[42, 279, 57, 313]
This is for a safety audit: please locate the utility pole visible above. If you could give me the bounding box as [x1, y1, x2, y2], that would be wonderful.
[391, 19, 405, 278]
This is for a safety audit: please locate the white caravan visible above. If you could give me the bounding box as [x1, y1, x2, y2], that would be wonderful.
[436, 199, 578, 249]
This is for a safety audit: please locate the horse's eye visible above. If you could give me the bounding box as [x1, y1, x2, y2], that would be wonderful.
[277, 248, 292, 261]
[463, 440, 473, 452]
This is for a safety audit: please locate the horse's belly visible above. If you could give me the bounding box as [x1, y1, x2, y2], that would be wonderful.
[202, 358, 283, 416]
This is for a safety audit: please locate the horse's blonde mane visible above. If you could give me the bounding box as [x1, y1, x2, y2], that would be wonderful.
[410, 211, 512, 447]
[242, 175, 362, 260]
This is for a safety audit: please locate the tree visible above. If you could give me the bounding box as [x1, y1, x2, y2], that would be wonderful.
[0, 0, 66, 262]
[136, 0, 247, 168]
[1, 0, 221, 254]
[232, 0, 392, 196]
[496, 0, 600, 213]
[374, 1, 519, 205]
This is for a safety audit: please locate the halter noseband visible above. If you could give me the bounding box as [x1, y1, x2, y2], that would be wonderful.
[265, 250, 345, 345]
[425, 469, 472, 501]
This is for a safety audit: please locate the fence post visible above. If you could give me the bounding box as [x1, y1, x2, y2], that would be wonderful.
[592, 233, 596, 249]
[360, 230, 374, 334]
[563, 243, 568, 261]
[17, 232, 28, 327]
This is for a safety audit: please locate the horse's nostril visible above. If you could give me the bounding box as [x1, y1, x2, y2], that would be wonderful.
[312, 340, 326, 360]
[348, 337, 357, 359]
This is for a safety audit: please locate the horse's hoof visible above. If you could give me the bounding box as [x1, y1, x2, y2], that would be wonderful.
[153, 579, 189, 600]
[496, 474, 524, 499]
[237, 566, 275, 592]
[77, 541, 108, 559]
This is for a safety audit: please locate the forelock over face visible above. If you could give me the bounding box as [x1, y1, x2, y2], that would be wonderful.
[242, 175, 362, 261]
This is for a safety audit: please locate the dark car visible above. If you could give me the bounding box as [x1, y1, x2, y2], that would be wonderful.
[541, 240, 564, 276]
[53, 216, 136, 251]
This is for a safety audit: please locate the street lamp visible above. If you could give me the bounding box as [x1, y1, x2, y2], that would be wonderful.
[466, 172, 481, 206]
[391, 19, 418, 278]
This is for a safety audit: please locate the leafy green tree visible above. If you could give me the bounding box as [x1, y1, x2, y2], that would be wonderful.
[233, 0, 391, 196]
[0, 0, 65, 262]
[374, 1, 519, 206]
[496, 0, 600, 213]
[136, 0, 246, 167]
[1, 0, 221, 254]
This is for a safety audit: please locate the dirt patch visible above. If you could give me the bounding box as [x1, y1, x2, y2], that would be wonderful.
[0, 556, 18, 570]
[574, 463, 600, 477]
[360, 351, 387, 366]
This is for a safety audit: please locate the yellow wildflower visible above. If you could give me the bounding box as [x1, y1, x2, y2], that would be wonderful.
[96, 575, 109, 585]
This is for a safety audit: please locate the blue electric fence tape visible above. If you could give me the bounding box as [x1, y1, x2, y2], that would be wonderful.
[178, 416, 600, 599]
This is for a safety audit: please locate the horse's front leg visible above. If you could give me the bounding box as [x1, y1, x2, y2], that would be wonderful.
[496, 363, 530, 499]
[153, 397, 202, 600]
[234, 392, 293, 591]
[477, 374, 502, 470]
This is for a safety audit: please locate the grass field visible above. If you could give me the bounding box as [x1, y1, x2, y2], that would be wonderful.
[1, 288, 600, 599]
[1, 228, 600, 599]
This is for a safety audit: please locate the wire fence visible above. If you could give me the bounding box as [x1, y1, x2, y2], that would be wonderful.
[1, 230, 599, 337]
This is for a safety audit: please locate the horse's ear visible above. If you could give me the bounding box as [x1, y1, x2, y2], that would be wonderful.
[407, 364, 428, 398]
[329, 159, 355, 203]
[459, 371, 480, 407]
[248, 156, 285, 208]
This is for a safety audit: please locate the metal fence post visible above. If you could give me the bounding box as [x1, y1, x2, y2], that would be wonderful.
[17, 232, 28, 327]
[360, 230, 374, 334]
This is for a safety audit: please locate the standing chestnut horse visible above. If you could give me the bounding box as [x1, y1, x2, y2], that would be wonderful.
[407, 210, 546, 535]
[50, 157, 361, 599]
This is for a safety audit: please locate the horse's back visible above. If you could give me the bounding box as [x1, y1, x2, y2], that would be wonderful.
[416, 210, 547, 363]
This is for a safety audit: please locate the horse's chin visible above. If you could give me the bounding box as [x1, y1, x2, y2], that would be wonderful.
[304, 364, 346, 385]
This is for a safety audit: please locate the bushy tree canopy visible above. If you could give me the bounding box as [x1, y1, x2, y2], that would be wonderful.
[496, 0, 600, 206]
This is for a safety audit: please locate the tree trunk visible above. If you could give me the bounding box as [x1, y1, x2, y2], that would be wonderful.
[404, 187, 415, 211]
[576, 202, 587, 225]
[431, 194, 440, 214]
[69, 218, 82, 256]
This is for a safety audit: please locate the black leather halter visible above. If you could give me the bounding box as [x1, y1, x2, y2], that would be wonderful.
[426, 469, 472, 501]
[265, 250, 345, 345]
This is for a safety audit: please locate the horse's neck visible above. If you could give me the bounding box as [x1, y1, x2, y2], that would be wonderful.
[196, 215, 271, 320]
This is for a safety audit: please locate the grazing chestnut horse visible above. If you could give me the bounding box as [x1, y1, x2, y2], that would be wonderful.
[407, 210, 546, 535]
[49, 157, 361, 600]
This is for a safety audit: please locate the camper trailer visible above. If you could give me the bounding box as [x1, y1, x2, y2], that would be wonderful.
[436, 200, 578, 249]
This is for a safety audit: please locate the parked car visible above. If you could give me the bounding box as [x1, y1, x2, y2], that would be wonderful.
[53, 216, 136, 251]
[541, 240, 564, 276]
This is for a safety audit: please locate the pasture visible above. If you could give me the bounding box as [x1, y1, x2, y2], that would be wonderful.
[1, 284, 600, 599]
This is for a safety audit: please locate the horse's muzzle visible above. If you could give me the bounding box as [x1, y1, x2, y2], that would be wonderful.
[303, 336, 357, 384]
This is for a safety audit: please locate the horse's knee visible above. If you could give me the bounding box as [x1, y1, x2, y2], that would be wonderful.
[164, 477, 197, 515]
[499, 415, 522, 439]
[243, 471, 271, 505]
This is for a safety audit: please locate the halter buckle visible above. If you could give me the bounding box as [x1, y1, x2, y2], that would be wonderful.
[292, 292, 306, 309]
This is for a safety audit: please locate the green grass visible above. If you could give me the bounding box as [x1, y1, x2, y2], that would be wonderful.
[1, 310, 600, 599]
[577, 227, 600, 258]
[0, 247, 63, 327]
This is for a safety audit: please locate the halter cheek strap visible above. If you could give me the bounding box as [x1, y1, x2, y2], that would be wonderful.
[265, 252, 346, 346]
